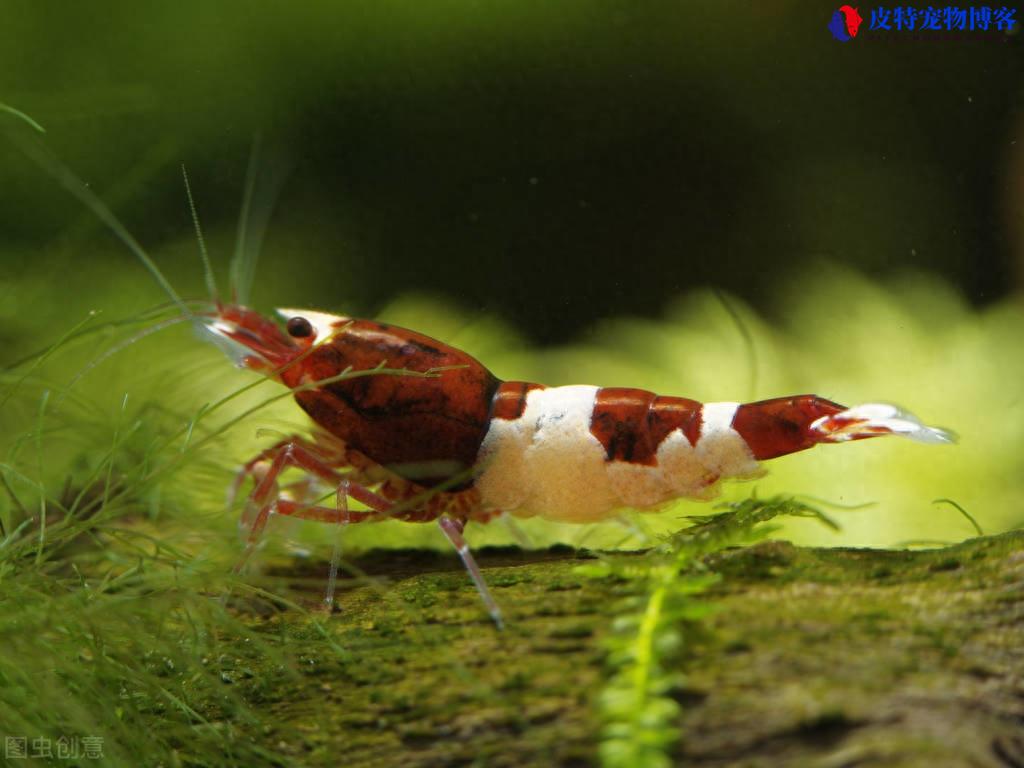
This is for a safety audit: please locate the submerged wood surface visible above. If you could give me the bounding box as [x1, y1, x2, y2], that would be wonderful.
[214, 531, 1024, 767]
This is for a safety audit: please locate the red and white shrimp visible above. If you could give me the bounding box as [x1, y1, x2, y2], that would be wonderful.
[208, 304, 951, 627]
[18, 140, 953, 628]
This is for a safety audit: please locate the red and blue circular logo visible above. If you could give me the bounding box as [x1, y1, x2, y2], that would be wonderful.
[828, 5, 864, 41]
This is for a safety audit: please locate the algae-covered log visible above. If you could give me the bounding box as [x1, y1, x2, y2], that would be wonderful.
[223, 533, 1024, 768]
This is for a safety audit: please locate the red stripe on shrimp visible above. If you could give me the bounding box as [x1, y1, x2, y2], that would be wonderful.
[491, 381, 546, 421]
[590, 388, 703, 464]
[731, 395, 846, 460]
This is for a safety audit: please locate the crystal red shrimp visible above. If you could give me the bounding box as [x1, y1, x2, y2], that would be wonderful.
[207, 304, 952, 627]
[18, 143, 953, 629]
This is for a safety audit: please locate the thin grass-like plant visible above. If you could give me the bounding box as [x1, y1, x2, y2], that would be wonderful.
[0, 112, 471, 765]
[0, 308, 483, 766]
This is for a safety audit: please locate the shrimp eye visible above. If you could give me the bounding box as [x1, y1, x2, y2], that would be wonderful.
[286, 316, 314, 338]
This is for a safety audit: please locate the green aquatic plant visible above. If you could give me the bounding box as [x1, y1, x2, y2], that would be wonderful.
[0, 365, 278, 765]
[579, 496, 841, 768]
[0, 313, 452, 766]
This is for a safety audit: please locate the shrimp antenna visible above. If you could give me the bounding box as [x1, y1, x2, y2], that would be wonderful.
[7, 130, 192, 319]
[181, 164, 220, 305]
[230, 133, 261, 305]
[229, 133, 291, 306]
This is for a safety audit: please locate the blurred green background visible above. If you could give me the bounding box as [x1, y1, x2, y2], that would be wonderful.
[1, 1, 1023, 549]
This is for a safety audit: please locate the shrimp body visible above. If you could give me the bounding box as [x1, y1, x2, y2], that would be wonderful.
[210, 305, 951, 528]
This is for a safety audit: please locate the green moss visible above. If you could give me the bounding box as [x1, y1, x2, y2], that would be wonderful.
[129, 529, 1019, 767]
